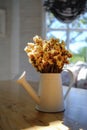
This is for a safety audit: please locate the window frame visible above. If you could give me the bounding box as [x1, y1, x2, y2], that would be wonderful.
[45, 11, 87, 50]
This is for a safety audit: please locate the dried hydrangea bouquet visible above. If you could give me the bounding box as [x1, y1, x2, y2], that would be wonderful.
[24, 35, 72, 73]
[17, 35, 74, 112]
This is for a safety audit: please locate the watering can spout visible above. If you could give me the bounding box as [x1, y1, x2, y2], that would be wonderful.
[17, 71, 40, 105]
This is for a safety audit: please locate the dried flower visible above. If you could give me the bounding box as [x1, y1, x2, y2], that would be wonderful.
[24, 35, 72, 73]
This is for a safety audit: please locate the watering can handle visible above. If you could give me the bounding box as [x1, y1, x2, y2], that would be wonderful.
[63, 69, 75, 99]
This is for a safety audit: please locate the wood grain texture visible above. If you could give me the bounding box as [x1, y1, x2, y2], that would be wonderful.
[0, 81, 87, 130]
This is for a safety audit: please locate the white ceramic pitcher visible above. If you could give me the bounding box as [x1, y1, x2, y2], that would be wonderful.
[17, 69, 74, 112]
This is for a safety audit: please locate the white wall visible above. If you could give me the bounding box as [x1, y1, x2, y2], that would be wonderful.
[19, 0, 43, 81]
[0, 0, 44, 81]
[11, 0, 20, 79]
[0, 0, 12, 80]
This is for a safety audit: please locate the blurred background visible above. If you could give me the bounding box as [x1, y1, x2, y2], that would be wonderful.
[0, 0, 87, 81]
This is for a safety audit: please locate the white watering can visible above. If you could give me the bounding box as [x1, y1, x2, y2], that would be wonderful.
[17, 69, 74, 112]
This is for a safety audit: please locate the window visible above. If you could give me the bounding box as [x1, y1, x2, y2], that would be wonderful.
[46, 12, 87, 63]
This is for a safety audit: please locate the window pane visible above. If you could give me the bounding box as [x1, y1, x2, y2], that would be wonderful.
[69, 13, 87, 29]
[46, 12, 67, 29]
[69, 31, 87, 62]
[69, 31, 87, 52]
[46, 31, 67, 41]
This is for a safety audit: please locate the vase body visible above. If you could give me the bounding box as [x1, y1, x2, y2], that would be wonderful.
[36, 73, 64, 112]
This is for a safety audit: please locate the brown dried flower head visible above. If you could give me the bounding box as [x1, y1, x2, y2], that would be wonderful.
[24, 35, 72, 73]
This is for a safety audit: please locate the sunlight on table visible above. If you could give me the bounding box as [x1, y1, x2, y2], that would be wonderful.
[21, 120, 69, 130]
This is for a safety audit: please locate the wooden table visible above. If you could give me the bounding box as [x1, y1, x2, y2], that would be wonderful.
[0, 81, 87, 130]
